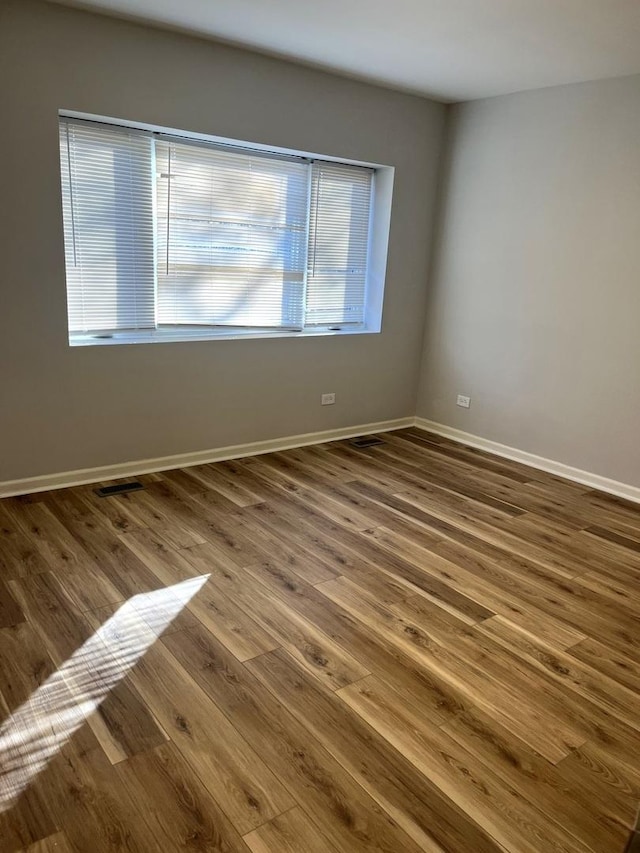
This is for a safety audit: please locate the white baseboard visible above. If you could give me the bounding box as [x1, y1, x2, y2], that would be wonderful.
[0, 417, 414, 498]
[414, 418, 640, 505]
[3, 415, 639, 505]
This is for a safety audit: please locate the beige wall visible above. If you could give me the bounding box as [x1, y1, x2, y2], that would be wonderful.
[0, 0, 445, 482]
[7, 2, 636, 490]
[417, 75, 640, 487]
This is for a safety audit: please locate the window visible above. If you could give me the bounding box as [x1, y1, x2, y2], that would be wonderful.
[59, 116, 383, 346]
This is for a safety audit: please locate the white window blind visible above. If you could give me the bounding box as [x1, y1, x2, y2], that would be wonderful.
[306, 162, 373, 327]
[155, 139, 309, 329]
[59, 117, 376, 343]
[59, 119, 156, 334]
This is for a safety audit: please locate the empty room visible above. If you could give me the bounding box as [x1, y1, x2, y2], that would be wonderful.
[1, 0, 640, 850]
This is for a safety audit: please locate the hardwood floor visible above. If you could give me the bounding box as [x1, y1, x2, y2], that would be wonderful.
[1, 427, 640, 852]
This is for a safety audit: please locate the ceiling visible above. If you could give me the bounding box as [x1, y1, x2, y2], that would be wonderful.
[48, 0, 640, 102]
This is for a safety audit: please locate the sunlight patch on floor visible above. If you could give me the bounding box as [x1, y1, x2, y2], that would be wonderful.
[0, 574, 209, 811]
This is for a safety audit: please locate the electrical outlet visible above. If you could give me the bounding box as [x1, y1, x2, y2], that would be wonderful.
[321, 393, 336, 406]
[456, 394, 471, 409]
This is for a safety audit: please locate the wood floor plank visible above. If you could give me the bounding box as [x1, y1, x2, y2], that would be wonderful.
[2, 564, 166, 849]
[0, 622, 56, 712]
[85, 676, 169, 764]
[244, 559, 471, 727]
[116, 741, 251, 852]
[161, 466, 242, 504]
[315, 575, 583, 763]
[338, 675, 601, 853]
[477, 615, 640, 732]
[23, 831, 74, 852]
[162, 621, 439, 853]
[76, 489, 143, 534]
[118, 527, 202, 584]
[373, 530, 587, 649]
[181, 544, 369, 689]
[440, 705, 630, 851]
[5, 587, 168, 768]
[243, 806, 340, 853]
[117, 532, 280, 659]
[255, 451, 342, 490]
[90, 615, 295, 834]
[246, 495, 439, 606]
[187, 462, 266, 507]
[109, 486, 208, 549]
[438, 615, 640, 768]
[370, 434, 528, 495]
[316, 478, 441, 532]
[397, 428, 580, 491]
[0, 647, 60, 852]
[366, 463, 579, 574]
[230, 507, 339, 584]
[581, 491, 640, 531]
[390, 592, 490, 642]
[228, 457, 307, 498]
[53, 565, 124, 614]
[574, 569, 640, 616]
[392, 429, 537, 482]
[569, 636, 640, 695]
[1, 427, 640, 851]
[0, 775, 54, 851]
[3, 500, 99, 575]
[378, 435, 530, 518]
[559, 741, 640, 821]
[8, 571, 92, 663]
[388, 486, 589, 578]
[33, 724, 160, 852]
[321, 444, 413, 493]
[46, 494, 172, 600]
[0, 576, 25, 627]
[243, 501, 357, 580]
[0, 504, 51, 578]
[247, 648, 509, 853]
[183, 575, 281, 662]
[506, 514, 640, 578]
[127, 480, 262, 565]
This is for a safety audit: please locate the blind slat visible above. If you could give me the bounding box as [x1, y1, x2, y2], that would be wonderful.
[59, 119, 156, 333]
[306, 161, 373, 327]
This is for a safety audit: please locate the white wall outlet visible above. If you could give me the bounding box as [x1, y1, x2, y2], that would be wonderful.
[456, 394, 471, 409]
[321, 393, 336, 406]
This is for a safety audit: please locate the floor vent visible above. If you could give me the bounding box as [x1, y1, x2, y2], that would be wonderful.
[350, 436, 385, 448]
[94, 481, 145, 497]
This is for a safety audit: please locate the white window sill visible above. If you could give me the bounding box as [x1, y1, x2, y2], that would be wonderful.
[68, 325, 380, 347]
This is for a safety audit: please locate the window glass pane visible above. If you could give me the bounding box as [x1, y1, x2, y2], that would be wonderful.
[155, 141, 309, 329]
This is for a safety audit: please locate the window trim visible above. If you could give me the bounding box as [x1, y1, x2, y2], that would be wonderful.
[68, 325, 381, 348]
[59, 110, 394, 348]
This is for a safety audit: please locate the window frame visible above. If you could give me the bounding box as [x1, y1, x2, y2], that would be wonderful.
[59, 111, 394, 348]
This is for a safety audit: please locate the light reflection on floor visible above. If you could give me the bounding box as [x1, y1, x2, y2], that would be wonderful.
[0, 574, 209, 812]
